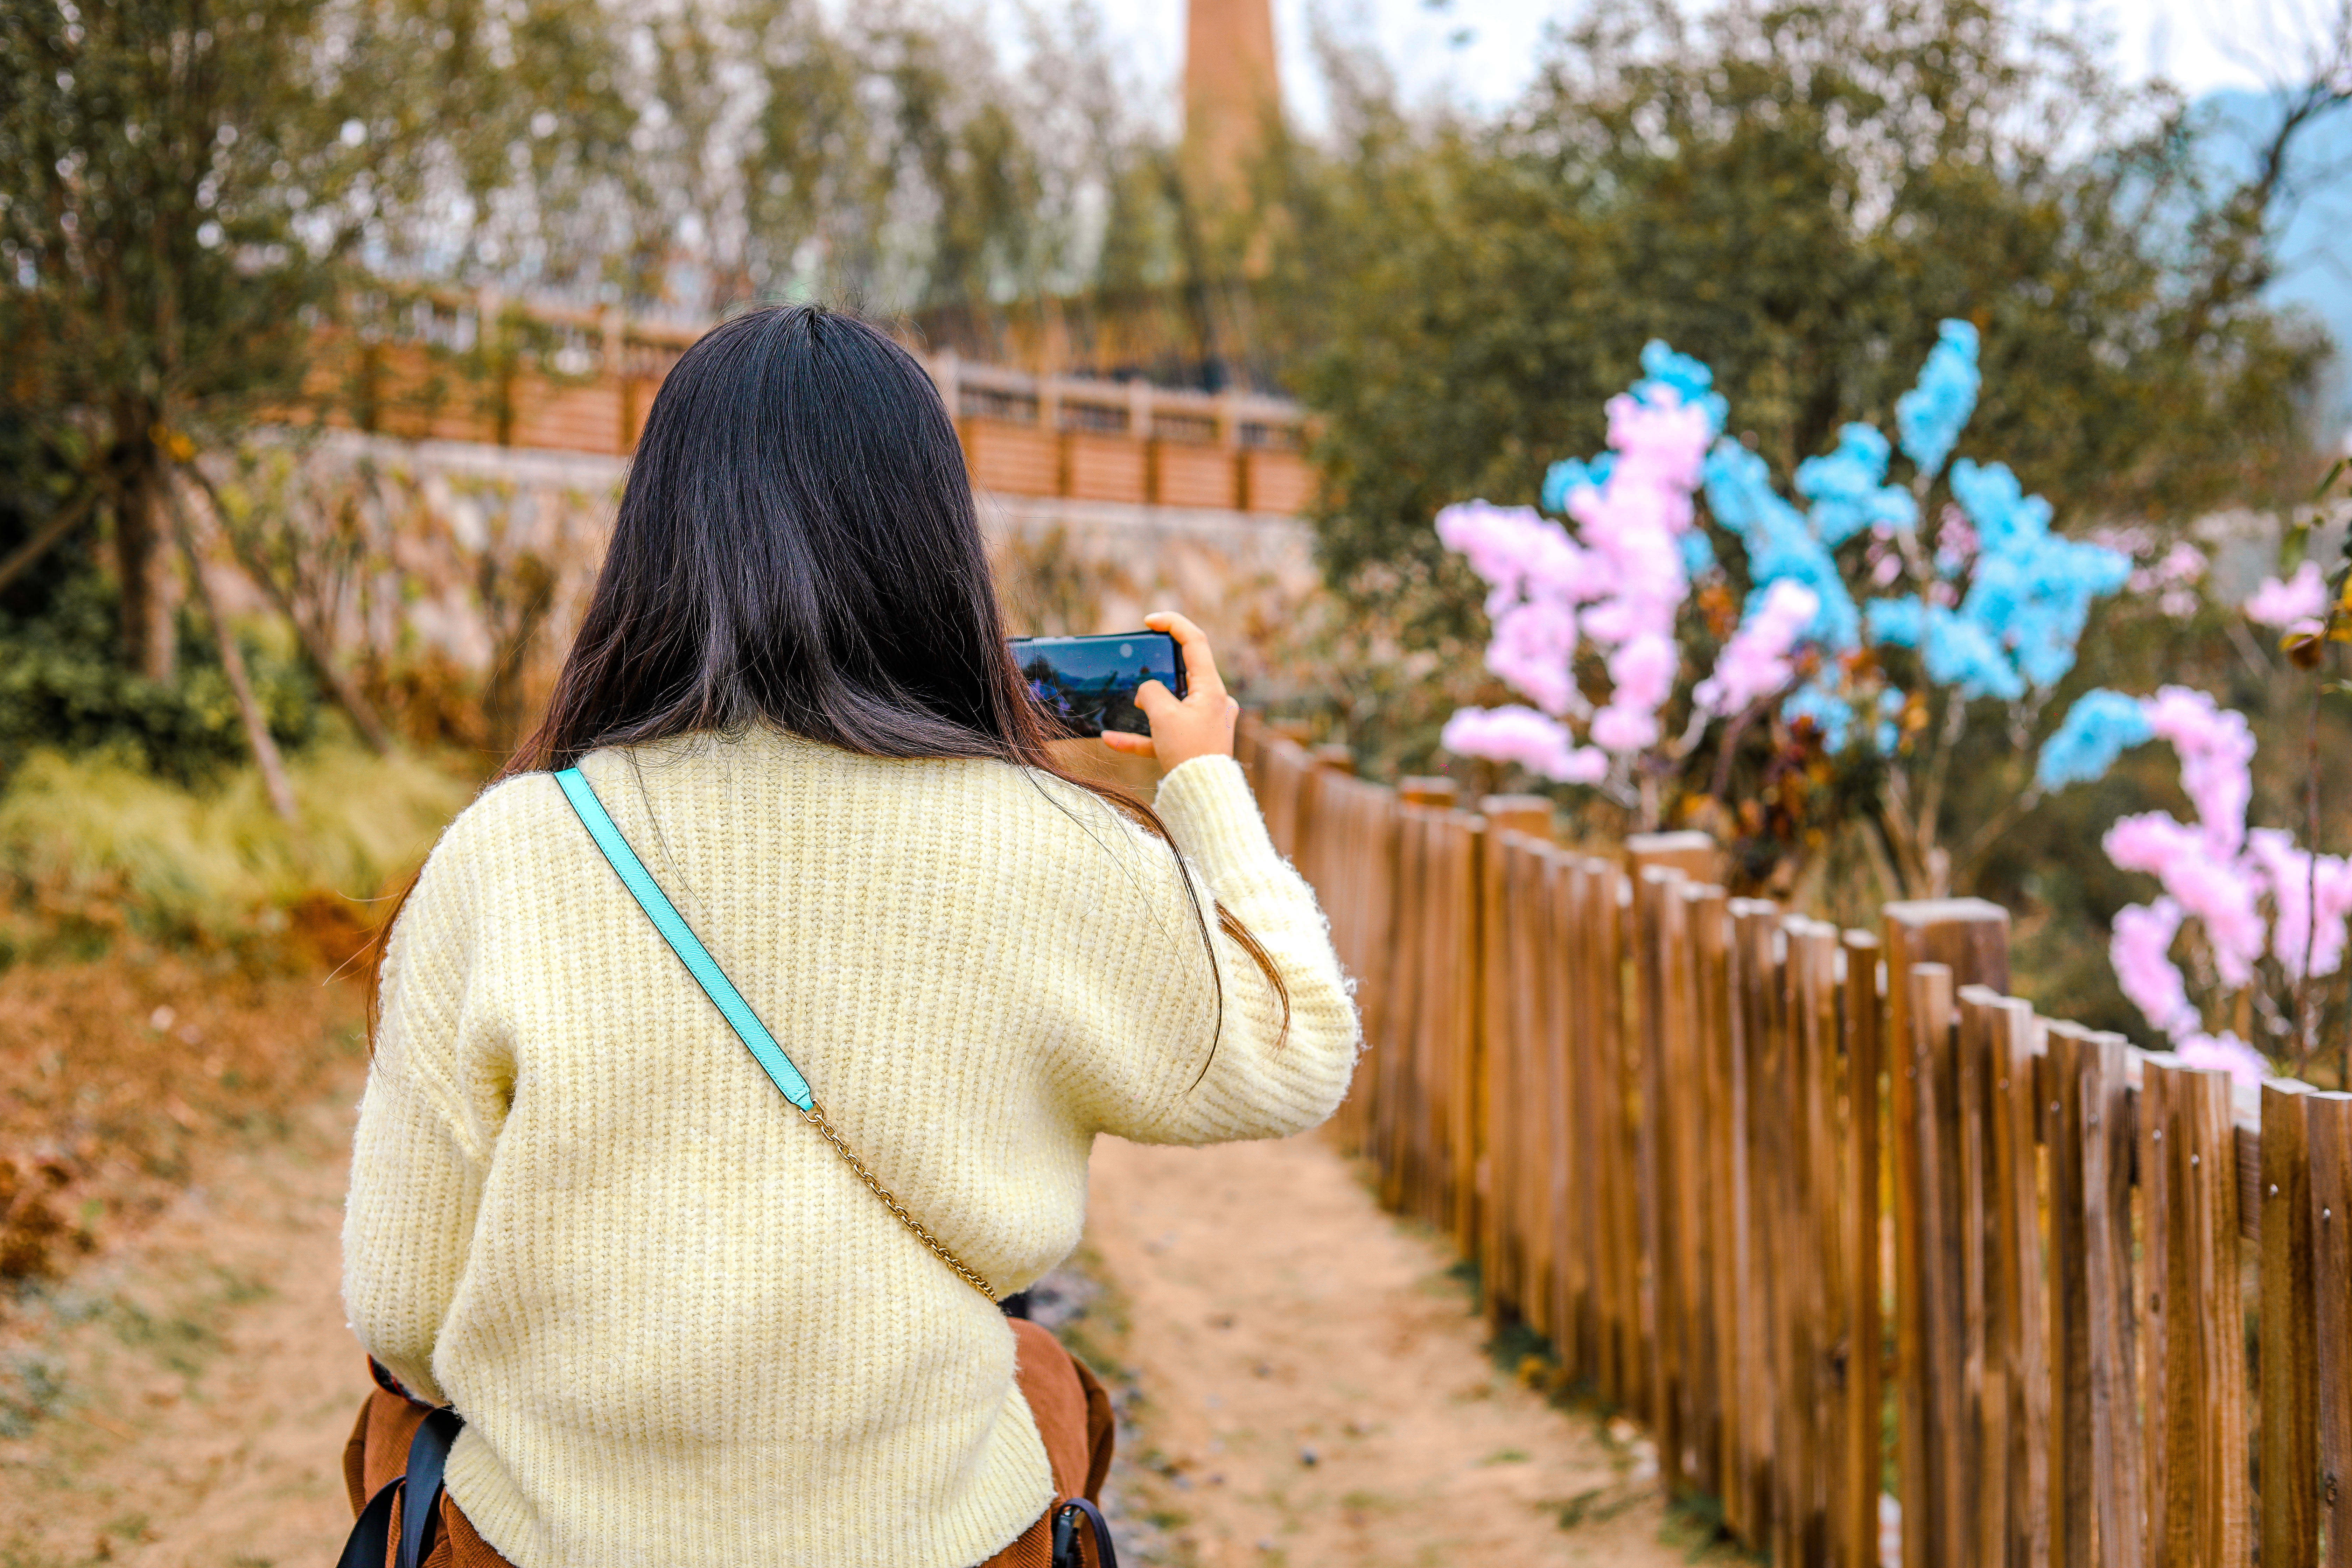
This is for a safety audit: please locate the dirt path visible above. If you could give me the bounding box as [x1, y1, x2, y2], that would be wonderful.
[1078, 1136, 1686, 1568]
[0, 1091, 365, 1568]
[2, 1101, 1693, 1568]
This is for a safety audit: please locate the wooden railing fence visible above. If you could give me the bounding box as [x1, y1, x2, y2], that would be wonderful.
[1237, 716, 2352, 1568]
[294, 290, 1312, 512]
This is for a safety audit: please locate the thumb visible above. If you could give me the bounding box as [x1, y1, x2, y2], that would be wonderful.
[1133, 678, 1178, 718]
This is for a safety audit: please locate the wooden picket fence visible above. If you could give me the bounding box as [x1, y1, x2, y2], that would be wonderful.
[1237, 716, 2352, 1568]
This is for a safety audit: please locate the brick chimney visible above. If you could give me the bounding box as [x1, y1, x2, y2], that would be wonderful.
[1181, 0, 1282, 219]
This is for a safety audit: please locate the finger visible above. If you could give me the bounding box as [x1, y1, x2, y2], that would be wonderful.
[1132, 678, 1180, 718]
[1100, 729, 1156, 756]
[1143, 610, 1224, 698]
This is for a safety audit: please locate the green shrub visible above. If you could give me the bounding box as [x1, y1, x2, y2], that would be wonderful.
[0, 544, 321, 785]
[0, 742, 473, 960]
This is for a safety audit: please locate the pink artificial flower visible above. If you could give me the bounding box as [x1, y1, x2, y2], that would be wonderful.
[2090, 523, 2153, 558]
[2244, 560, 2327, 629]
[1440, 706, 1610, 784]
[2176, 1032, 2269, 1088]
[2110, 898, 2198, 1038]
[1487, 603, 1584, 718]
[2247, 828, 2352, 980]
[1695, 580, 1819, 716]
[2139, 687, 2255, 853]
[1437, 390, 1713, 777]
[2103, 811, 2267, 986]
[1603, 390, 1714, 495]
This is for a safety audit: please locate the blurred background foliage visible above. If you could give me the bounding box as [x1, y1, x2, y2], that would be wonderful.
[1268, 0, 2338, 643]
[1, 0, 2349, 1045]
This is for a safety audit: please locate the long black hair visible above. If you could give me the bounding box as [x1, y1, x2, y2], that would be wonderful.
[372, 303, 1284, 1052]
[526, 305, 1040, 764]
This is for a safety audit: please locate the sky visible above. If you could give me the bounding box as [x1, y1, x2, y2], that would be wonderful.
[1084, 0, 2336, 127]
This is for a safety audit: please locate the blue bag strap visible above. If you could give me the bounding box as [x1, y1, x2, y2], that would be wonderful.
[554, 766, 814, 1112]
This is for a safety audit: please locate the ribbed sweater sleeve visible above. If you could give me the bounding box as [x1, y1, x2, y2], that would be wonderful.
[342, 816, 502, 1407]
[1077, 754, 1360, 1146]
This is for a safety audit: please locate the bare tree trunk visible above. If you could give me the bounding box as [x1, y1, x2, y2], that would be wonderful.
[111, 431, 180, 681]
[179, 461, 396, 754]
[167, 489, 297, 823]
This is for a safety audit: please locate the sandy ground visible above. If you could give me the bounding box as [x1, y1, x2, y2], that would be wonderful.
[0, 1092, 364, 1567]
[0, 1096, 1700, 1568]
[1077, 1136, 1690, 1568]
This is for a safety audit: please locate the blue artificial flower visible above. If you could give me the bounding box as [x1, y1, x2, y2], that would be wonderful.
[1948, 459, 2053, 556]
[1542, 453, 1616, 514]
[1875, 688, 1904, 753]
[1680, 528, 1716, 576]
[1634, 341, 1729, 433]
[1921, 604, 2025, 701]
[1796, 423, 1920, 546]
[1896, 319, 1980, 479]
[1949, 458, 2130, 692]
[1864, 598, 2025, 700]
[2035, 689, 2153, 790]
[1784, 679, 1855, 750]
[1704, 441, 1861, 650]
[1864, 597, 1924, 648]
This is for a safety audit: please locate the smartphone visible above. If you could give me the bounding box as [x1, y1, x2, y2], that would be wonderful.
[1010, 631, 1188, 738]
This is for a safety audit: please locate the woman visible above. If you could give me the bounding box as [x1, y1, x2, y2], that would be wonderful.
[340, 304, 1359, 1568]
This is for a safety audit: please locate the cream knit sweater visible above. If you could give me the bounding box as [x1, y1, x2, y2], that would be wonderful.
[342, 730, 1358, 1568]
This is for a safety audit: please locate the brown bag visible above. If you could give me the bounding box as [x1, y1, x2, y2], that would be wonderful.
[344, 1318, 1113, 1568]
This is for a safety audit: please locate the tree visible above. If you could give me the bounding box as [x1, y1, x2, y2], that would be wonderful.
[1, 0, 1178, 784]
[1274, 0, 2343, 646]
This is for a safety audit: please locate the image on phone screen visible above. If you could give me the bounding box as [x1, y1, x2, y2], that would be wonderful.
[1010, 631, 1187, 738]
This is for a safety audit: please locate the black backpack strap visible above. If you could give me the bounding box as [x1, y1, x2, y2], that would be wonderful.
[335, 1475, 402, 1568]
[399, 1407, 465, 1568]
[1052, 1498, 1119, 1568]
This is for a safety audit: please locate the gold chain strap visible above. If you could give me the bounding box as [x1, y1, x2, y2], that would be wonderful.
[799, 1099, 998, 1303]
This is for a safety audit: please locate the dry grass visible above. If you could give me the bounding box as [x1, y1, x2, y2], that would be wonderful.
[0, 742, 468, 1294]
[0, 742, 472, 963]
[0, 951, 370, 1295]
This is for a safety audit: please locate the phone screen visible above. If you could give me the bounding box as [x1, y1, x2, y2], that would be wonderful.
[1010, 631, 1188, 737]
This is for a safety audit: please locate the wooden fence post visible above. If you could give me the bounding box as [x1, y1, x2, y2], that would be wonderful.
[1839, 930, 1885, 1568]
[1993, 999, 2050, 1567]
[2311, 1091, 2352, 1568]
[1633, 860, 1690, 1490]
[1780, 917, 1842, 1563]
[2261, 1080, 2317, 1568]
[2044, 1021, 2094, 1568]
[1689, 883, 1737, 1510]
[1954, 987, 2006, 1568]
[1883, 899, 2010, 1568]
[1906, 963, 1965, 1568]
[1730, 897, 1783, 1541]
[1626, 830, 1720, 885]
[2143, 1058, 2250, 1567]
[1448, 808, 1485, 1250]
[2082, 1032, 2146, 1567]
[1592, 859, 1640, 1413]
[1480, 797, 1553, 1332]
[1626, 831, 1717, 1494]
[1552, 855, 1599, 1386]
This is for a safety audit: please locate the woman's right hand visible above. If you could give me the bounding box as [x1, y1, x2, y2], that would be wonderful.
[1102, 611, 1238, 771]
